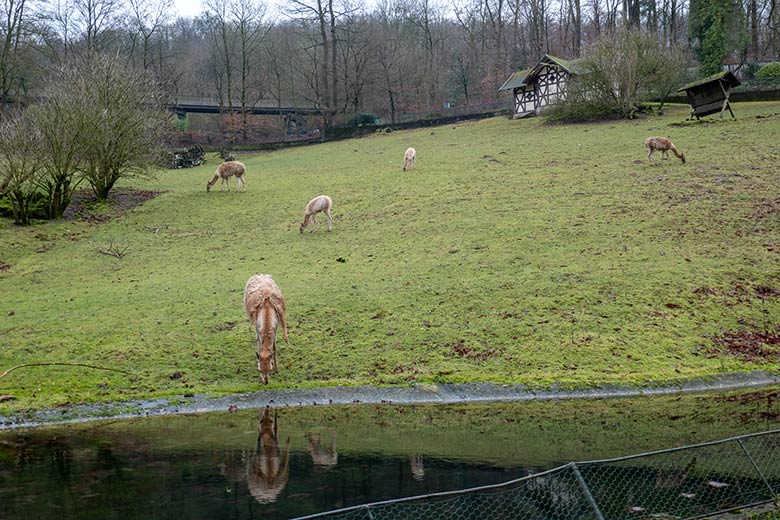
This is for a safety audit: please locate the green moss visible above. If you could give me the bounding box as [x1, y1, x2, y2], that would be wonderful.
[1, 102, 780, 412]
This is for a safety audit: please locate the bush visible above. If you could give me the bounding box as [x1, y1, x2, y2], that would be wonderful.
[756, 62, 780, 79]
[742, 62, 761, 80]
[0, 192, 47, 220]
[351, 113, 379, 126]
[543, 96, 624, 123]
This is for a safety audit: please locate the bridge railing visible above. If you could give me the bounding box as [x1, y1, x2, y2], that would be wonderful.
[294, 429, 780, 520]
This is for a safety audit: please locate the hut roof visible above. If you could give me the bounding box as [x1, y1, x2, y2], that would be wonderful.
[543, 55, 587, 75]
[498, 69, 531, 91]
[677, 71, 741, 93]
[499, 54, 584, 92]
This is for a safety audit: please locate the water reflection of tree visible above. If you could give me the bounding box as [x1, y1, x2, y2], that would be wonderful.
[2, 434, 73, 483]
[246, 407, 290, 504]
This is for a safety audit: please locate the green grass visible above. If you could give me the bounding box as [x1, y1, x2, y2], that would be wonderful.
[1, 102, 780, 412]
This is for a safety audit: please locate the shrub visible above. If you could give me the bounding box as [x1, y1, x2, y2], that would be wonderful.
[351, 113, 379, 126]
[543, 95, 624, 123]
[742, 62, 761, 80]
[756, 62, 780, 79]
[0, 113, 45, 225]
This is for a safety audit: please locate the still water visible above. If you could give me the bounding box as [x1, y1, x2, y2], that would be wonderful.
[1, 389, 778, 519]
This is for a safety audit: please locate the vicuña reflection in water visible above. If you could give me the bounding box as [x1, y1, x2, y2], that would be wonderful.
[247, 406, 291, 504]
[305, 431, 338, 468]
[410, 454, 425, 481]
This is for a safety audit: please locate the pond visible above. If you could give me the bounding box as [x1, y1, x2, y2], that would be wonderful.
[1, 389, 778, 519]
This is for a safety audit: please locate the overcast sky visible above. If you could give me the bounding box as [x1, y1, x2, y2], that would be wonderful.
[172, 0, 289, 19]
[172, 0, 202, 18]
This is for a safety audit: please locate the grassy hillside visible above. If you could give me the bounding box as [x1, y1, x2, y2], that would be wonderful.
[1, 103, 779, 412]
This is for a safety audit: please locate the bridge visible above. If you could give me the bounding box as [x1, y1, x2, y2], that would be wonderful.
[168, 97, 321, 117]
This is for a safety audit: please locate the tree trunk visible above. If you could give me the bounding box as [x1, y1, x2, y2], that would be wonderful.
[328, 0, 338, 117]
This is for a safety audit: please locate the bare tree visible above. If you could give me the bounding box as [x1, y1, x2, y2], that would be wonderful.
[128, 0, 173, 69]
[373, 0, 405, 122]
[71, 0, 124, 51]
[287, 0, 333, 117]
[231, 0, 270, 133]
[0, 0, 31, 106]
[339, 12, 374, 121]
[74, 53, 169, 199]
[263, 24, 298, 134]
[29, 69, 91, 219]
[36, 0, 76, 65]
[580, 29, 682, 117]
[410, 0, 444, 107]
[0, 111, 42, 225]
[203, 0, 237, 115]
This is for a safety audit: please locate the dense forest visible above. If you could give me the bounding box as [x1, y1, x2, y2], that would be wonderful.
[1, 0, 778, 128]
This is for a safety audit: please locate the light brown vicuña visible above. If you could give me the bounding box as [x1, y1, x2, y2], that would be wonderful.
[207, 161, 246, 191]
[402, 147, 416, 171]
[247, 407, 290, 504]
[644, 137, 685, 164]
[243, 274, 288, 384]
[299, 195, 333, 233]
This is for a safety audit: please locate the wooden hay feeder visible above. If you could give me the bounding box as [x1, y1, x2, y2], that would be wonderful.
[677, 71, 741, 120]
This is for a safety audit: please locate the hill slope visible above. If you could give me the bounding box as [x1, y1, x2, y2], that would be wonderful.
[1, 103, 779, 411]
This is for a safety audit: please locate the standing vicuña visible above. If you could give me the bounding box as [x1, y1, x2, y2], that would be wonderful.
[299, 195, 333, 233]
[243, 274, 288, 384]
[402, 147, 416, 171]
[207, 161, 246, 191]
[644, 137, 685, 164]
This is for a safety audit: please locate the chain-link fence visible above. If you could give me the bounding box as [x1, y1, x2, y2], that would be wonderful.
[295, 430, 780, 520]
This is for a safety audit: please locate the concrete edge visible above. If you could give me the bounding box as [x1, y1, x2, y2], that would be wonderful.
[1, 370, 779, 430]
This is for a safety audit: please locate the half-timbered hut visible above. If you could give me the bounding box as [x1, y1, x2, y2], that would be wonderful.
[677, 71, 741, 120]
[499, 54, 583, 118]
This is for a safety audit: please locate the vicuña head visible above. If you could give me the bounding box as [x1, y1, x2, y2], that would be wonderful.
[256, 350, 273, 385]
[207, 161, 247, 192]
[644, 136, 685, 164]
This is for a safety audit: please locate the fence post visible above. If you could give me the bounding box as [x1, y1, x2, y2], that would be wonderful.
[737, 439, 778, 499]
[570, 462, 606, 520]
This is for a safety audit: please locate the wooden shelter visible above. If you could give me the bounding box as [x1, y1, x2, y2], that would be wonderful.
[499, 55, 583, 118]
[677, 71, 741, 120]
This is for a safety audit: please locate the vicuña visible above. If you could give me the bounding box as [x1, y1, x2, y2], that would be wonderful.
[207, 161, 246, 191]
[644, 137, 685, 164]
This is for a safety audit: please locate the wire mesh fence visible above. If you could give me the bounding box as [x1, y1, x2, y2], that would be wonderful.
[295, 430, 780, 520]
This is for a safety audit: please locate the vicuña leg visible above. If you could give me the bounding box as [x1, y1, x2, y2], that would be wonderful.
[326, 210, 333, 231]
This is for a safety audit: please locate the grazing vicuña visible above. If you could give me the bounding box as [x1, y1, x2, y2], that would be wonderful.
[207, 161, 246, 191]
[299, 195, 333, 233]
[644, 137, 685, 164]
[243, 274, 288, 384]
[402, 147, 416, 171]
